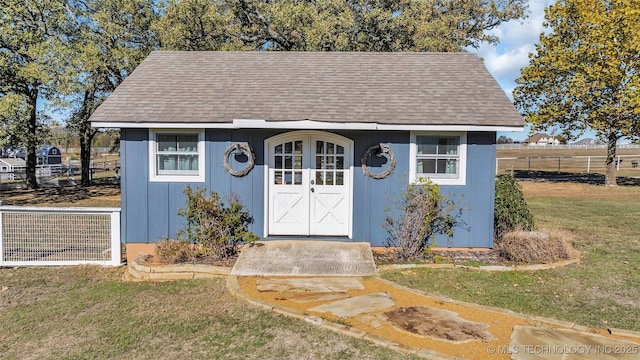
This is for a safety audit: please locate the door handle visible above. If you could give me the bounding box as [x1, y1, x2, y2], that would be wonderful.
[311, 179, 315, 185]
[310, 188, 315, 192]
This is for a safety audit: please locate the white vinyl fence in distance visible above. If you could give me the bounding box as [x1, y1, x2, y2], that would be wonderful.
[0, 206, 121, 267]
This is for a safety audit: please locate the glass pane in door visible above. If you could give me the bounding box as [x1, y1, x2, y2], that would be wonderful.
[315, 140, 345, 186]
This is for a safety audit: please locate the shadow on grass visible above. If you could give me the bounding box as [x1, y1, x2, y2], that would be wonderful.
[512, 170, 640, 186]
[0, 182, 120, 206]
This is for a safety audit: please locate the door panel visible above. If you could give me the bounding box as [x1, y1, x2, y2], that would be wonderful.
[309, 140, 349, 235]
[269, 138, 308, 235]
[267, 133, 351, 237]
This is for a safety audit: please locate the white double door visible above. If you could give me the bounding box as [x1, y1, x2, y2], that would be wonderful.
[267, 132, 352, 237]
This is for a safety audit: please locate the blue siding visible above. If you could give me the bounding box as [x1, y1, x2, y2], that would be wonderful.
[120, 129, 496, 248]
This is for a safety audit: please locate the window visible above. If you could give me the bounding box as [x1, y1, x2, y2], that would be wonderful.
[149, 129, 205, 182]
[410, 132, 466, 185]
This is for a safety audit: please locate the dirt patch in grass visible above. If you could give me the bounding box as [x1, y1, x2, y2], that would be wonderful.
[384, 306, 495, 342]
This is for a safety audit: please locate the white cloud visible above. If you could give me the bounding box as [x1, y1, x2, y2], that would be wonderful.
[472, 0, 556, 98]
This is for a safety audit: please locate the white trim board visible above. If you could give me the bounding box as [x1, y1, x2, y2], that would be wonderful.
[93, 119, 524, 132]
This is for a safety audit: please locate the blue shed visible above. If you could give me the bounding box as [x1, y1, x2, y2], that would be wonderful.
[89, 51, 524, 262]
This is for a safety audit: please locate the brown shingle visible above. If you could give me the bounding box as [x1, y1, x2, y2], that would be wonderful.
[89, 51, 524, 127]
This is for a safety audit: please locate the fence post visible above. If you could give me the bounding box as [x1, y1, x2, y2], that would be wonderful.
[110, 210, 122, 266]
[587, 156, 591, 173]
[616, 156, 621, 171]
[557, 157, 561, 174]
[528, 157, 531, 172]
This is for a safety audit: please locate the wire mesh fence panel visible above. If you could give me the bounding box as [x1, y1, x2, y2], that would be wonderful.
[0, 207, 120, 266]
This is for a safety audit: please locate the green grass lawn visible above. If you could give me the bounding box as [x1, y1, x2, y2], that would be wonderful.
[0, 266, 417, 360]
[382, 181, 640, 331]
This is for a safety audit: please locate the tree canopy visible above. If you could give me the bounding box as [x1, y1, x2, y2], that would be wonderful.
[62, 0, 160, 186]
[0, 0, 70, 188]
[514, 0, 640, 186]
[2, 0, 528, 189]
[155, 0, 527, 51]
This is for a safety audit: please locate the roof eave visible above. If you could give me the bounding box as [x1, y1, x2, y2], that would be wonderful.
[91, 119, 525, 132]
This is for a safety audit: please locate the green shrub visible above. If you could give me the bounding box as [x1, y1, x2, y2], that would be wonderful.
[383, 179, 465, 262]
[178, 185, 258, 260]
[494, 174, 535, 240]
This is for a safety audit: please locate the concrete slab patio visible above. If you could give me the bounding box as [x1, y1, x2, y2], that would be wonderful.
[230, 240, 377, 276]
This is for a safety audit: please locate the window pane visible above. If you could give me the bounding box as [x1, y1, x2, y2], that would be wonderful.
[158, 154, 178, 171]
[284, 172, 292, 185]
[336, 156, 344, 169]
[294, 156, 302, 169]
[294, 171, 302, 185]
[294, 141, 303, 154]
[157, 134, 177, 151]
[285, 156, 292, 169]
[316, 156, 323, 169]
[285, 142, 292, 154]
[416, 158, 436, 174]
[326, 172, 334, 185]
[316, 171, 324, 185]
[327, 142, 334, 154]
[336, 171, 344, 185]
[179, 156, 191, 170]
[416, 136, 437, 155]
[325, 156, 334, 170]
[438, 137, 459, 155]
[336, 145, 344, 154]
[178, 134, 198, 152]
[275, 156, 283, 169]
[275, 144, 283, 154]
[316, 141, 324, 154]
[274, 171, 283, 184]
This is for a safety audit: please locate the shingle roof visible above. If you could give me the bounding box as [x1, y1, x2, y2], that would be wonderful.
[89, 51, 524, 128]
[0, 158, 26, 167]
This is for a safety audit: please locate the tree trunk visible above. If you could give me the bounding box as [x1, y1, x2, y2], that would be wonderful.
[80, 128, 97, 187]
[25, 91, 39, 189]
[605, 132, 618, 187]
[78, 88, 97, 187]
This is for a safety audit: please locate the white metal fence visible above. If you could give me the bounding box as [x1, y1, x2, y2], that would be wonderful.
[0, 206, 121, 267]
[497, 155, 640, 175]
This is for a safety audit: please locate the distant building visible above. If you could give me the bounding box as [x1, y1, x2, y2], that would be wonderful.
[37, 145, 62, 165]
[572, 138, 598, 146]
[0, 158, 26, 180]
[1, 145, 62, 165]
[524, 133, 560, 146]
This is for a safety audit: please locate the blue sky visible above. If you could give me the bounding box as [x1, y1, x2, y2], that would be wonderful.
[470, 0, 597, 142]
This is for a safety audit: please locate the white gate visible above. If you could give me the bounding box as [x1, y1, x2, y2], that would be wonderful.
[0, 206, 121, 266]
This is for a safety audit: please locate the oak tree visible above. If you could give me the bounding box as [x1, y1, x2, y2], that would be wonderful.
[514, 0, 640, 186]
[0, 0, 69, 188]
[155, 0, 527, 52]
[62, 0, 160, 186]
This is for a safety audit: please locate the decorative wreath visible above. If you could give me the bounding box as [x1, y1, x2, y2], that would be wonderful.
[223, 142, 255, 177]
[361, 143, 396, 179]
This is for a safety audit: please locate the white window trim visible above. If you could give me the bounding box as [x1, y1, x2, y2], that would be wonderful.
[409, 131, 467, 186]
[149, 129, 205, 182]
